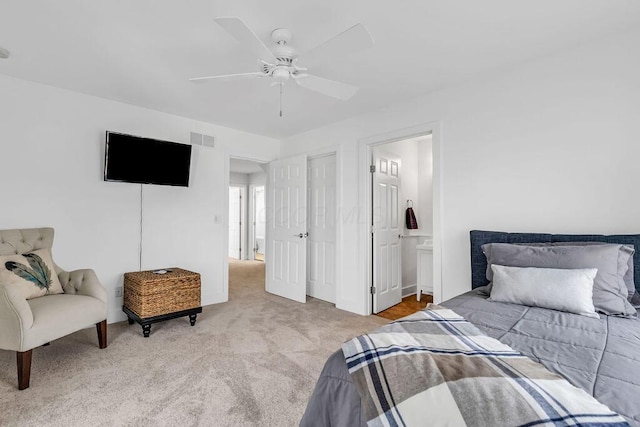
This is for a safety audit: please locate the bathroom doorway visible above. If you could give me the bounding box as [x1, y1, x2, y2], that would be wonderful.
[370, 134, 434, 313]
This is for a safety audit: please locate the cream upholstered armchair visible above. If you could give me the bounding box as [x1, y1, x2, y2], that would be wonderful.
[0, 227, 107, 390]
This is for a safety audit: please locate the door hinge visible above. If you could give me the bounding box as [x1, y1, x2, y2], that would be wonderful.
[370, 286, 376, 294]
[370, 164, 376, 173]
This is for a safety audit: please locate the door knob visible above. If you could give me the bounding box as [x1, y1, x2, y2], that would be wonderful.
[294, 232, 309, 238]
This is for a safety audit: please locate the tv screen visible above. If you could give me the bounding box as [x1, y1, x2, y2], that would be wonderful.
[104, 131, 192, 187]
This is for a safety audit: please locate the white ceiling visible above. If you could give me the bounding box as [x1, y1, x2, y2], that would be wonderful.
[1, 1, 639, 139]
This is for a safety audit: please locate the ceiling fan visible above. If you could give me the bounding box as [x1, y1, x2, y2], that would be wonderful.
[189, 17, 374, 115]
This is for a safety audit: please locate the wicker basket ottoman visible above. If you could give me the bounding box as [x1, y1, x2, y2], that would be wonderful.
[122, 268, 202, 337]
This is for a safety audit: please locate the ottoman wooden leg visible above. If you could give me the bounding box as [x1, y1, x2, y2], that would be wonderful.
[142, 324, 151, 338]
[17, 350, 32, 390]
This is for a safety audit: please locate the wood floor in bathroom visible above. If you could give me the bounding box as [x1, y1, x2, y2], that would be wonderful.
[377, 293, 433, 321]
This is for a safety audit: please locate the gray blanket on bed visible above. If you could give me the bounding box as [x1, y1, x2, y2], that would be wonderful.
[343, 305, 628, 426]
[300, 291, 640, 426]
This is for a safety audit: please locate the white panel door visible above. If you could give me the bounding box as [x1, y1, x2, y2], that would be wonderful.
[228, 186, 241, 259]
[307, 155, 336, 303]
[265, 154, 308, 303]
[372, 149, 402, 313]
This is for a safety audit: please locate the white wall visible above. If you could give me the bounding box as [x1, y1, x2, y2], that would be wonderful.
[281, 28, 640, 314]
[230, 172, 250, 185]
[0, 74, 280, 323]
[249, 171, 267, 186]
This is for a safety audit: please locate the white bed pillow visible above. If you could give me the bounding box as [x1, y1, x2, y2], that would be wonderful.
[489, 264, 599, 318]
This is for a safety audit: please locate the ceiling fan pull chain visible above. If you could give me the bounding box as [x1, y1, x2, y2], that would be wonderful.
[279, 83, 283, 117]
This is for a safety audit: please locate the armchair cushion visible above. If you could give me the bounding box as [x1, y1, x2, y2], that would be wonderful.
[23, 294, 106, 351]
[0, 249, 64, 299]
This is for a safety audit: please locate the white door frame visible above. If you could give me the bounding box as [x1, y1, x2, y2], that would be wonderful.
[359, 122, 443, 315]
[248, 184, 256, 260]
[228, 184, 244, 259]
[254, 185, 266, 259]
[248, 184, 259, 260]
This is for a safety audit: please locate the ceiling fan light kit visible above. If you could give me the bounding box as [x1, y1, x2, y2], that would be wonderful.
[189, 17, 374, 116]
[272, 67, 290, 83]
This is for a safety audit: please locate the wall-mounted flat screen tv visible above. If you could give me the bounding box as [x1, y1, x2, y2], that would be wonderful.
[104, 131, 192, 187]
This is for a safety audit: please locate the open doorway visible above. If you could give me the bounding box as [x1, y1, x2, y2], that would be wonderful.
[369, 133, 435, 314]
[228, 157, 267, 299]
[229, 158, 267, 261]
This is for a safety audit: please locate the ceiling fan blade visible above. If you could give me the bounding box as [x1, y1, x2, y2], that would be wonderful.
[295, 74, 359, 101]
[214, 17, 277, 62]
[189, 72, 263, 82]
[299, 23, 374, 67]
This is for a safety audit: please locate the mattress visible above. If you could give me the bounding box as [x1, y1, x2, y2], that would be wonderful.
[300, 290, 640, 426]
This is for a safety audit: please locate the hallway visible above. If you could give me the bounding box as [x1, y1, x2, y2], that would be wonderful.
[228, 258, 265, 298]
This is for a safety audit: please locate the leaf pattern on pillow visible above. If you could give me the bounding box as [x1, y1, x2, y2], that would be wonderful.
[24, 253, 52, 286]
[5, 253, 52, 291]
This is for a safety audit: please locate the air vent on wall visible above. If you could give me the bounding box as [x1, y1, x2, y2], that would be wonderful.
[190, 132, 215, 148]
[190, 132, 202, 145]
[203, 134, 215, 148]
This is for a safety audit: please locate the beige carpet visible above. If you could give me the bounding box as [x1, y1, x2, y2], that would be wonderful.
[0, 260, 387, 426]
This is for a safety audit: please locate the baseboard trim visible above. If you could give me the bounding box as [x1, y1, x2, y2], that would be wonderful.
[402, 283, 417, 298]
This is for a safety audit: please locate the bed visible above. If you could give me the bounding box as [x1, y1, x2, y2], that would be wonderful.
[300, 231, 640, 426]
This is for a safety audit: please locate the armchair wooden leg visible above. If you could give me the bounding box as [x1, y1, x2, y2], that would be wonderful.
[96, 320, 107, 349]
[17, 350, 32, 390]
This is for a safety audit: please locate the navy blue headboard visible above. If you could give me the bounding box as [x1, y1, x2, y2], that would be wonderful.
[470, 230, 640, 293]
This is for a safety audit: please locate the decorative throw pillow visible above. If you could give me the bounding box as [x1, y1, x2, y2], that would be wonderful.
[489, 265, 599, 318]
[509, 242, 636, 300]
[482, 243, 636, 317]
[0, 249, 64, 299]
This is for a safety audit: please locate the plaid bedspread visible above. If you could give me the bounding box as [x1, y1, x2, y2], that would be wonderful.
[342, 305, 629, 427]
